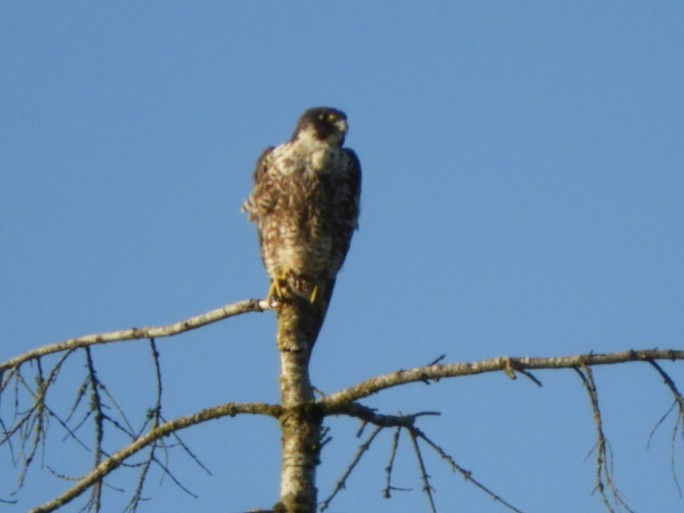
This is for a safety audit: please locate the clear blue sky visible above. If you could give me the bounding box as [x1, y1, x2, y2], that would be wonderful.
[2, 3, 683, 513]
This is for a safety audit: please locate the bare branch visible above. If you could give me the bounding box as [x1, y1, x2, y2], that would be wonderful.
[320, 425, 383, 511]
[649, 360, 684, 413]
[321, 350, 684, 410]
[10, 354, 77, 494]
[27, 402, 282, 513]
[408, 428, 437, 513]
[647, 361, 684, 497]
[332, 402, 440, 428]
[383, 428, 404, 498]
[322, 408, 461, 512]
[84, 347, 104, 512]
[1, 299, 272, 373]
[4, 291, 683, 513]
[124, 339, 164, 513]
[414, 428, 526, 513]
[575, 365, 635, 513]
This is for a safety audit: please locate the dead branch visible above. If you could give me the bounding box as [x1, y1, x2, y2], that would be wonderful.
[320, 425, 383, 511]
[4, 298, 684, 513]
[1, 299, 272, 373]
[384, 428, 404, 498]
[648, 361, 684, 497]
[84, 347, 104, 512]
[408, 428, 437, 513]
[321, 407, 525, 513]
[414, 427, 526, 513]
[575, 365, 634, 513]
[124, 339, 165, 512]
[332, 402, 440, 428]
[26, 402, 282, 513]
[320, 350, 684, 410]
[649, 360, 684, 414]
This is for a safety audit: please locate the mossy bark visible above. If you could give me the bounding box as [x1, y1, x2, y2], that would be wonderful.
[275, 298, 321, 513]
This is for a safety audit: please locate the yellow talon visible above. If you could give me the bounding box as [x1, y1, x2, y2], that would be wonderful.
[309, 285, 319, 304]
[268, 269, 320, 304]
[267, 279, 281, 300]
[267, 273, 286, 300]
[268, 268, 297, 300]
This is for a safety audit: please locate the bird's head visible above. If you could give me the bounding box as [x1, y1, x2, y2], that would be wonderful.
[293, 107, 348, 146]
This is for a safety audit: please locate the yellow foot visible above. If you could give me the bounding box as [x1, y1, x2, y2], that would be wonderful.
[267, 278, 285, 300]
[268, 270, 320, 304]
[268, 280, 287, 301]
[268, 268, 294, 300]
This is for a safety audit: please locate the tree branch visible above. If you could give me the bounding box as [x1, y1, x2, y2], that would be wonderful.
[575, 365, 633, 513]
[320, 424, 383, 511]
[5, 296, 684, 513]
[1, 299, 272, 372]
[27, 402, 282, 513]
[321, 349, 684, 411]
[414, 427, 526, 513]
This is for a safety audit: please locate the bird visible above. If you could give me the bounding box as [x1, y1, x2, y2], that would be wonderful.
[243, 107, 361, 350]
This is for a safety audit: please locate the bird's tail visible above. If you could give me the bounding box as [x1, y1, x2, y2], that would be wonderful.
[309, 277, 336, 353]
[275, 275, 336, 363]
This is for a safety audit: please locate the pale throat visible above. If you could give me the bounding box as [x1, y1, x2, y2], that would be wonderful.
[294, 128, 343, 174]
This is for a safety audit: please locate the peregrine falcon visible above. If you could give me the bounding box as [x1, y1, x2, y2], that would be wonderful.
[243, 107, 361, 346]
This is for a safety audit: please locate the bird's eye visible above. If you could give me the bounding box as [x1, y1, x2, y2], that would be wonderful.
[327, 113, 336, 121]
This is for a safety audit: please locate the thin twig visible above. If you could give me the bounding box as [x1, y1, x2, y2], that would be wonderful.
[574, 365, 635, 513]
[85, 348, 104, 512]
[647, 360, 684, 496]
[383, 427, 407, 498]
[408, 427, 437, 513]
[649, 361, 684, 413]
[414, 427, 526, 513]
[516, 368, 543, 387]
[150, 453, 198, 498]
[27, 402, 281, 513]
[320, 425, 383, 511]
[123, 339, 163, 513]
[160, 413, 212, 476]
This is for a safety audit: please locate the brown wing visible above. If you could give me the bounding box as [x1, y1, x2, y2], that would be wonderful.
[329, 148, 362, 274]
[308, 148, 362, 350]
[243, 146, 276, 221]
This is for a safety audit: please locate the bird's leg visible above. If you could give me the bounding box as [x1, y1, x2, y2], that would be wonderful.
[269, 270, 320, 304]
[267, 279, 283, 300]
[268, 268, 292, 300]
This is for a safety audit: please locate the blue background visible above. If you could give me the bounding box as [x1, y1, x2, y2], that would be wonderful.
[2, 3, 683, 513]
